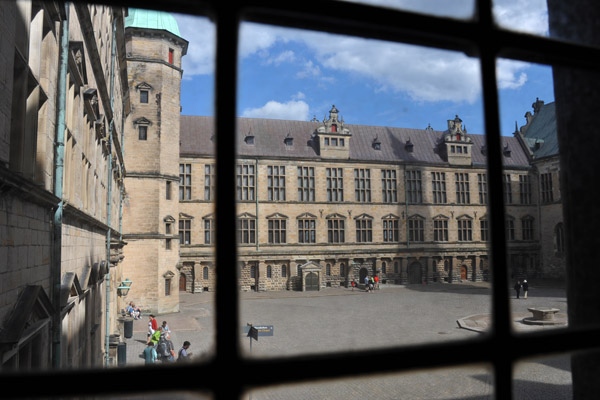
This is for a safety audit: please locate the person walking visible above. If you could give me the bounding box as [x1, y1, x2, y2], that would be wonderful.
[143, 342, 157, 364]
[374, 275, 379, 290]
[157, 333, 177, 362]
[160, 320, 171, 335]
[514, 280, 522, 299]
[364, 275, 369, 292]
[522, 280, 529, 299]
[351, 279, 356, 291]
[147, 314, 158, 344]
[178, 341, 193, 362]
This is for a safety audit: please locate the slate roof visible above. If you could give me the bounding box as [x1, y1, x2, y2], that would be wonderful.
[180, 115, 530, 168]
[521, 102, 559, 159]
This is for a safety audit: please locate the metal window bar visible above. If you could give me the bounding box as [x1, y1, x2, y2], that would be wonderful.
[4, 0, 600, 399]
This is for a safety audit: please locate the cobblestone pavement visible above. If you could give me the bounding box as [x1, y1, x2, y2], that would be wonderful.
[123, 282, 572, 399]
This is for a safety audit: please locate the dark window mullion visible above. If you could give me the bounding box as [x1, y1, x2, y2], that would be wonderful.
[214, 6, 242, 400]
[477, 1, 512, 399]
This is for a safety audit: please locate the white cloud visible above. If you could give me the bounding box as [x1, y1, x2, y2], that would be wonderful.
[496, 59, 529, 89]
[242, 99, 310, 121]
[292, 92, 306, 100]
[296, 60, 321, 79]
[174, 2, 541, 99]
[493, 0, 549, 36]
[265, 50, 296, 66]
[173, 14, 215, 77]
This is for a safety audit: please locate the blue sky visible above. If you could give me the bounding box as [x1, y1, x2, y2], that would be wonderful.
[174, 0, 554, 137]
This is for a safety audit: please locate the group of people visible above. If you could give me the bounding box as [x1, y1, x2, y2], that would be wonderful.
[125, 302, 141, 320]
[142, 314, 193, 365]
[513, 279, 529, 299]
[350, 276, 379, 292]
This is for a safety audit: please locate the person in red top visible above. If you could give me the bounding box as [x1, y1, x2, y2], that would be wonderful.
[374, 275, 379, 290]
[147, 314, 158, 344]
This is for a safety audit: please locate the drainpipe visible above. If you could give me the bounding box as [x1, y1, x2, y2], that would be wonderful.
[104, 15, 117, 368]
[255, 158, 259, 251]
[52, 2, 69, 369]
[404, 167, 410, 248]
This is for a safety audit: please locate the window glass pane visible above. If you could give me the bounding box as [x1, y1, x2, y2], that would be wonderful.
[235, 21, 491, 355]
[493, 0, 549, 37]
[248, 365, 492, 399]
[513, 354, 572, 399]
[338, 0, 475, 20]
[497, 61, 565, 332]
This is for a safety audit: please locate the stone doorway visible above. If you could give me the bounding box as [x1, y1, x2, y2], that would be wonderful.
[305, 272, 319, 291]
[408, 262, 422, 284]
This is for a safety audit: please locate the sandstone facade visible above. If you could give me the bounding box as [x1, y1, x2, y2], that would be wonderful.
[0, 2, 127, 369]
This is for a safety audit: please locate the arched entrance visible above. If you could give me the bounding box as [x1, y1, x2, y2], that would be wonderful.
[460, 265, 468, 281]
[305, 272, 319, 291]
[408, 262, 422, 284]
[179, 274, 186, 291]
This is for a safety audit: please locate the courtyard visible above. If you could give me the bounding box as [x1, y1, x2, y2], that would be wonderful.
[125, 281, 571, 399]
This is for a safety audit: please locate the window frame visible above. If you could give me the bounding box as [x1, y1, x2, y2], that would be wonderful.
[22, 2, 600, 400]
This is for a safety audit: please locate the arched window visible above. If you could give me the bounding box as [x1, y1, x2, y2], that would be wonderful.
[267, 265, 272, 278]
[326, 264, 331, 276]
[340, 263, 345, 277]
[203, 266, 209, 280]
[282, 264, 287, 277]
[250, 265, 256, 279]
[394, 261, 399, 273]
[382, 261, 387, 274]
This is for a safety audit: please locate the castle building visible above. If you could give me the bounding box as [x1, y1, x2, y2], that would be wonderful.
[120, 8, 188, 314]
[176, 101, 564, 294]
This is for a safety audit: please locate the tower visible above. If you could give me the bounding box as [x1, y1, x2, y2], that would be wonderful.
[122, 9, 188, 313]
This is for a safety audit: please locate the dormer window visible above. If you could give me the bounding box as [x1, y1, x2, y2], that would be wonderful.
[284, 134, 293, 146]
[503, 144, 511, 157]
[331, 124, 337, 132]
[245, 135, 254, 145]
[405, 139, 414, 153]
[373, 136, 381, 150]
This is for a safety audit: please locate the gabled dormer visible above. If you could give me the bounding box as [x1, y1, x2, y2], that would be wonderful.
[315, 105, 351, 159]
[443, 115, 473, 166]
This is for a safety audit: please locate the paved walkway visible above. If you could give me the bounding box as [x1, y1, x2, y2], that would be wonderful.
[120, 282, 572, 399]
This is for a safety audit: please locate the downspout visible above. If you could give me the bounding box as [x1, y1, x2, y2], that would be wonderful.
[255, 158, 259, 251]
[104, 15, 117, 368]
[404, 167, 409, 248]
[52, 2, 69, 369]
[534, 166, 542, 275]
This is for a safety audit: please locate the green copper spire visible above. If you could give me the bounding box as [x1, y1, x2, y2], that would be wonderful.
[125, 8, 181, 37]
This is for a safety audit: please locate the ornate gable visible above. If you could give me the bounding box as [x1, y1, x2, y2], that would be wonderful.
[442, 115, 473, 166]
[314, 105, 352, 159]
